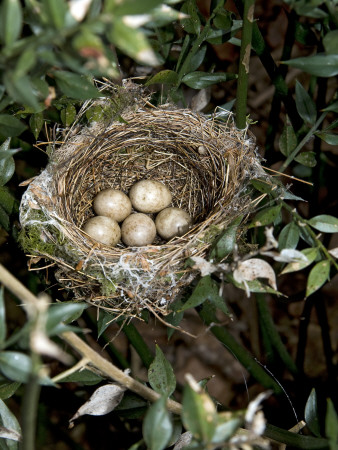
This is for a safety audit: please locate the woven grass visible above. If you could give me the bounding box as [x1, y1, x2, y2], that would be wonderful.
[19, 83, 262, 318]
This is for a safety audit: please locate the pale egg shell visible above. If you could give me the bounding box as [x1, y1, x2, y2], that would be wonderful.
[83, 216, 121, 246]
[121, 213, 156, 247]
[155, 207, 192, 240]
[129, 180, 172, 213]
[93, 188, 132, 222]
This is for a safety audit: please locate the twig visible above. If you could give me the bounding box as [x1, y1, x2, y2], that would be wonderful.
[61, 331, 182, 415]
[52, 357, 90, 383]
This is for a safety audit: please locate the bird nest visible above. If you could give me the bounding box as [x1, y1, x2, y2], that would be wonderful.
[19, 83, 263, 319]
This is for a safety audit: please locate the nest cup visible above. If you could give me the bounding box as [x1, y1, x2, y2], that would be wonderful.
[19, 84, 261, 318]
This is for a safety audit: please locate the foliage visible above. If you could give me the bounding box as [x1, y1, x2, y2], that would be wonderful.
[0, 0, 337, 449]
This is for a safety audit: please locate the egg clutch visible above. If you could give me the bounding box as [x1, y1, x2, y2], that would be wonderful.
[82, 179, 192, 247]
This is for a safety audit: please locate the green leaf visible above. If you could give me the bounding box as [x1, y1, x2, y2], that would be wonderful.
[29, 113, 44, 140]
[0, 187, 15, 215]
[97, 310, 114, 339]
[145, 70, 179, 86]
[143, 396, 172, 450]
[210, 216, 242, 262]
[112, 0, 164, 15]
[281, 247, 318, 274]
[306, 260, 330, 297]
[60, 104, 77, 127]
[212, 413, 242, 444]
[180, 0, 201, 35]
[283, 54, 338, 77]
[213, 9, 233, 31]
[305, 389, 321, 437]
[0, 0, 22, 46]
[0, 287, 6, 347]
[109, 20, 158, 66]
[56, 369, 102, 385]
[295, 80, 317, 125]
[165, 301, 184, 340]
[325, 399, 338, 445]
[3, 73, 41, 111]
[308, 215, 338, 233]
[46, 302, 87, 336]
[148, 345, 176, 397]
[179, 276, 228, 314]
[182, 72, 237, 89]
[295, 151, 317, 168]
[14, 47, 36, 79]
[0, 206, 10, 230]
[278, 222, 300, 250]
[323, 30, 338, 55]
[230, 277, 280, 295]
[323, 101, 338, 113]
[0, 351, 32, 383]
[250, 179, 274, 194]
[279, 118, 297, 157]
[0, 398, 21, 448]
[248, 204, 282, 228]
[0, 380, 21, 400]
[0, 115, 27, 138]
[42, 0, 67, 29]
[315, 132, 338, 146]
[187, 45, 207, 73]
[0, 139, 19, 186]
[182, 382, 217, 443]
[53, 71, 101, 100]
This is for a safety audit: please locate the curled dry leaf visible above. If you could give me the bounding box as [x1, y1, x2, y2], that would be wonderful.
[233, 259, 277, 293]
[69, 0, 92, 22]
[273, 248, 308, 263]
[173, 431, 193, 450]
[263, 227, 278, 250]
[69, 383, 126, 424]
[191, 256, 218, 277]
[329, 247, 338, 259]
[191, 88, 211, 112]
[31, 330, 73, 365]
[0, 426, 21, 442]
[245, 391, 271, 431]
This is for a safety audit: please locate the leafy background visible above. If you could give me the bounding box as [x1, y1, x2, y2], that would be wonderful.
[0, 0, 338, 449]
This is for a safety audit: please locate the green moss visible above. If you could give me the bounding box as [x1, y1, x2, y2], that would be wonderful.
[18, 224, 56, 256]
[88, 271, 118, 297]
[199, 225, 223, 245]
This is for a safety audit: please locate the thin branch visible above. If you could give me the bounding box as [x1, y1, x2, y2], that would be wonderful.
[61, 331, 182, 415]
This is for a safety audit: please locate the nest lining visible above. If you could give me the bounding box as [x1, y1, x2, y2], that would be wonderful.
[19, 95, 263, 317]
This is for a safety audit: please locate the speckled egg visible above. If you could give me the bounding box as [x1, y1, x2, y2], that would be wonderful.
[83, 216, 121, 246]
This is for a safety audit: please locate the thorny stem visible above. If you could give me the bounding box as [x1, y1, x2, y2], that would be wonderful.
[235, 0, 255, 129]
